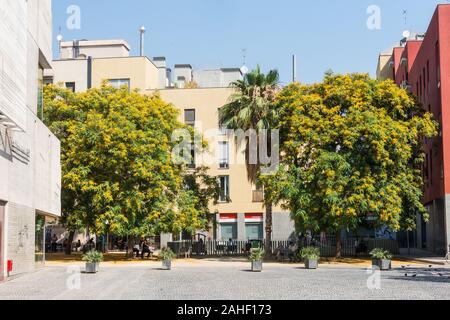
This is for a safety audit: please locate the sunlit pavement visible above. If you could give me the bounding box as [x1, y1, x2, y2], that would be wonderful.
[0, 261, 449, 300]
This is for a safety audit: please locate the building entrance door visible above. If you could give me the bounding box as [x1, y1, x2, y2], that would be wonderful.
[0, 201, 5, 282]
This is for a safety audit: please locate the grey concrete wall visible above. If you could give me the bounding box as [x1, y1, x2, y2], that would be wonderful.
[426, 199, 446, 254]
[272, 212, 295, 241]
[5, 202, 35, 277]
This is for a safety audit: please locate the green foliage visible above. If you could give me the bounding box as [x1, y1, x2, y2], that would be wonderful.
[370, 248, 393, 260]
[160, 247, 176, 261]
[43, 84, 217, 238]
[263, 74, 438, 237]
[299, 247, 321, 260]
[248, 248, 265, 262]
[82, 250, 104, 263]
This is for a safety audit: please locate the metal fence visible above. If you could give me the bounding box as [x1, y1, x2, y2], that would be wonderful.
[168, 237, 399, 258]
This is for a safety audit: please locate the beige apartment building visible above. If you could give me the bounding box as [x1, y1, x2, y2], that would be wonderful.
[47, 39, 294, 243]
[0, 0, 61, 281]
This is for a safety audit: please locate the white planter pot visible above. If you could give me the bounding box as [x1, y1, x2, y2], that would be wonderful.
[305, 259, 319, 269]
[251, 261, 263, 272]
[85, 262, 99, 274]
[162, 260, 172, 270]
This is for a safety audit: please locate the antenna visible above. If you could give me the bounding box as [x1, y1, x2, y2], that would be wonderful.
[240, 49, 249, 75]
[403, 10, 408, 26]
[56, 26, 63, 59]
[139, 26, 146, 57]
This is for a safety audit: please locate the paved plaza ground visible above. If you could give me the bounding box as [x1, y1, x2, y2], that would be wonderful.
[0, 260, 449, 300]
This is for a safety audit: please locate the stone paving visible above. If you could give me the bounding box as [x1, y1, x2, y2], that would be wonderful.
[0, 261, 449, 300]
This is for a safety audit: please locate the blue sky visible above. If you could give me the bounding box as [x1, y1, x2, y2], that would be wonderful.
[52, 0, 447, 84]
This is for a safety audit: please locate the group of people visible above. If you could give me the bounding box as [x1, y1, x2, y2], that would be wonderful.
[274, 242, 300, 263]
[132, 239, 154, 259]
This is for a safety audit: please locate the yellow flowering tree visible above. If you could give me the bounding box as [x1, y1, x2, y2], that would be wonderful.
[263, 74, 437, 257]
[44, 84, 219, 250]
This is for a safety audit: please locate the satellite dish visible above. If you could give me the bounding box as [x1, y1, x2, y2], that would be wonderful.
[402, 30, 411, 38]
[240, 65, 249, 75]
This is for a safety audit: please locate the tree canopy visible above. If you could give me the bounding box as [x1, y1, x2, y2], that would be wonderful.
[263, 74, 437, 243]
[44, 84, 218, 238]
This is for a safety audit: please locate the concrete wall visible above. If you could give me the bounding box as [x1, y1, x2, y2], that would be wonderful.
[92, 57, 159, 91]
[50, 59, 89, 92]
[0, 0, 61, 279]
[0, 0, 28, 130]
[60, 40, 130, 59]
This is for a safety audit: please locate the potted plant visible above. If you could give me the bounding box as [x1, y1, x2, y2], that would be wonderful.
[370, 248, 392, 271]
[299, 247, 320, 269]
[82, 250, 104, 274]
[249, 248, 264, 272]
[160, 247, 176, 270]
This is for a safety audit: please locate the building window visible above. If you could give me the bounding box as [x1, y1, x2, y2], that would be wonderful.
[184, 109, 196, 127]
[65, 82, 76, 92]
[245, 213, 264, 240]
[436, 42, 440, 87]
[219, 214, 237, 240]
[218, 141, 229, 169]
[219, 176, 230, 202]
[108, 79, 130, 90]
[37, 65, 44, 120]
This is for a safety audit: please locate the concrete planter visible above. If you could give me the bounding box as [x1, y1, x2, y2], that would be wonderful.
[372, 259, 391, 271]
[162, 260, 172, 270]
[305, 259, 319, 269]
[251, 261, 263, 272]
[85, 262, 100, 274]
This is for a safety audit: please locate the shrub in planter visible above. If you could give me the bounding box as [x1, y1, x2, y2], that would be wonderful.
[249, 248, 264, 272]
[160, 247, 176, 270]
[370, 248, 393, 271]
[82, 250, 104, 274]
[299, 247, 320, 269]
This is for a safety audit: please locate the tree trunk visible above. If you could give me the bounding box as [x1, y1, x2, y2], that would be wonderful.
[65, 231, 75, 256]
[335, 230, 342, 259]
[264, 203, 273, 257]
[125, 236, 134, 259]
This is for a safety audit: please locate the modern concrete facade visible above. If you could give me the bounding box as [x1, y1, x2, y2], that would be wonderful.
[47, 39, 294, 243]
[376, 4, 450, 254]
[0, 0, 61, 280]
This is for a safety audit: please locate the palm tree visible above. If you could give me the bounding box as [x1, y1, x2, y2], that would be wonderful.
[219, 65, 280, 255]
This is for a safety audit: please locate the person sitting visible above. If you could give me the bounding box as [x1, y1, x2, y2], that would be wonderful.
[288, 242, 298, 263]
[132, 242, 140, 258]
[274, 244, 285, 262]
[141, 240, 152, 259]
[75, 240, 82, 252]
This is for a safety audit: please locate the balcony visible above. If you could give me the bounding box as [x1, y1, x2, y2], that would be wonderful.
[252, 190, 264, 203]
[400, 81, 412, 91]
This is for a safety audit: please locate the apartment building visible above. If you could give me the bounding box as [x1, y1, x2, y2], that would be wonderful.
[0, 0, 61, 281]
[149, 88, 294, 243]
[376, 4, 450, 254]
[48, 39, 295, 243]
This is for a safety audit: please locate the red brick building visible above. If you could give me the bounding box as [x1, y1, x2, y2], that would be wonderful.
[377, 4, 450, 254]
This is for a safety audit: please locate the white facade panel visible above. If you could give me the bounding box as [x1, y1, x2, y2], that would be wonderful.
[0, 0, 28, 130]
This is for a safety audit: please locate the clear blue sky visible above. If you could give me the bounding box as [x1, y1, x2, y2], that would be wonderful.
[52, 0, 447, 84]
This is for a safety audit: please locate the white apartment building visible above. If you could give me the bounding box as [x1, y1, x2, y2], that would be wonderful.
[0, 0, 61, 281]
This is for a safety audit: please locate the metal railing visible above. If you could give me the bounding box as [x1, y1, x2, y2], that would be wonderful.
[168, 237, 399, 258]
